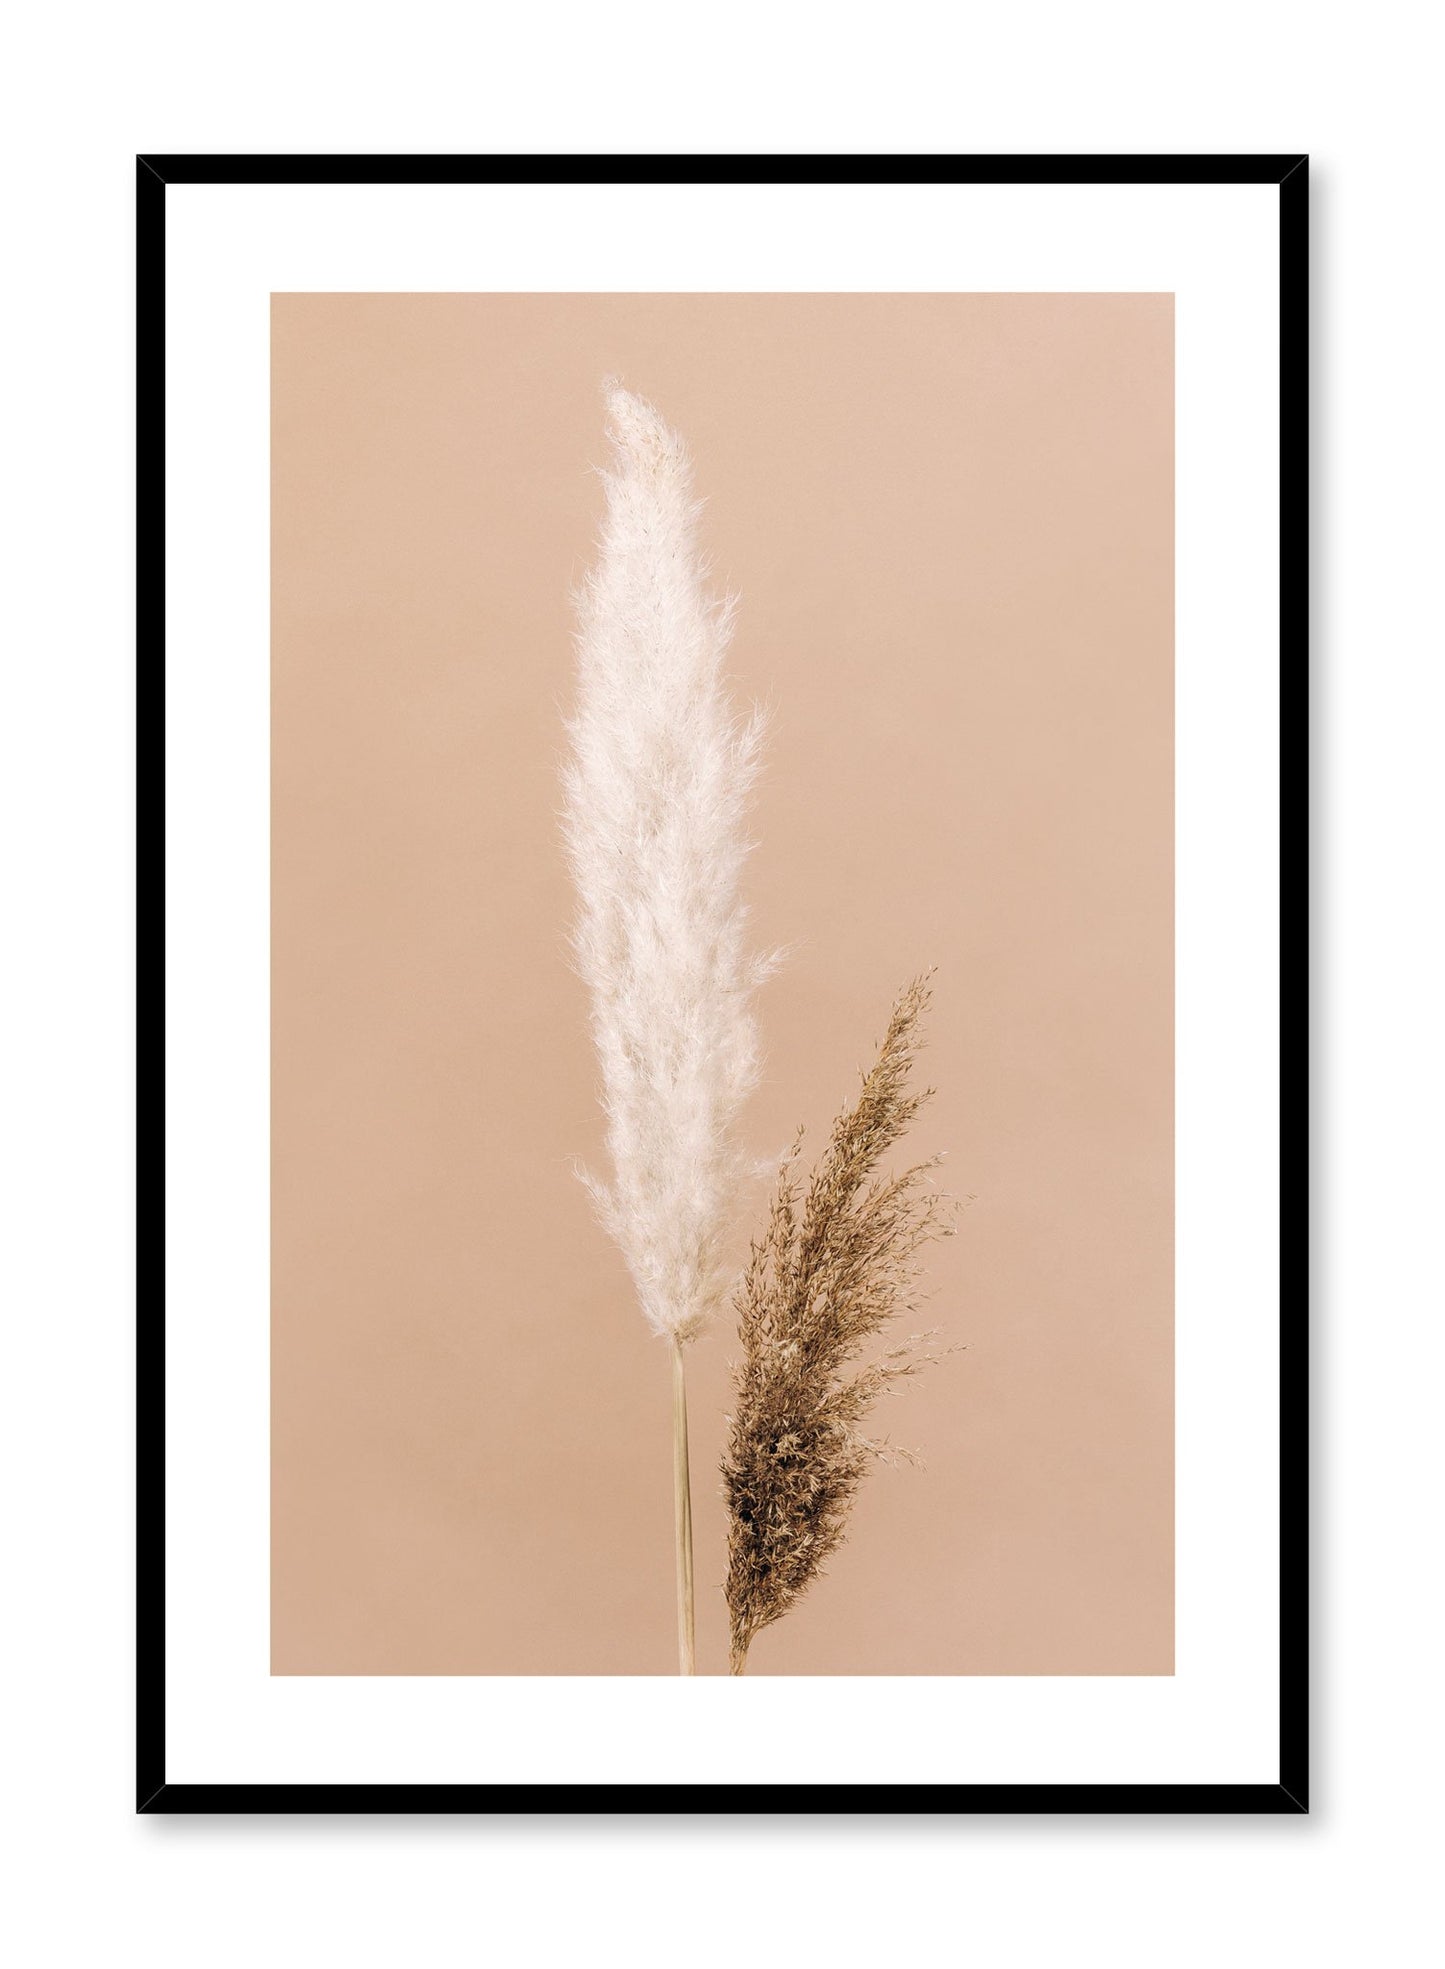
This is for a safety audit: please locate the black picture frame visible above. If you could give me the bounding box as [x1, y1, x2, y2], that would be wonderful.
[138, 151, 1308, 1816]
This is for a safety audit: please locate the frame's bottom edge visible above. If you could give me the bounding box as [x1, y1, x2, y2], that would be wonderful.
[137, 1780, 1308, 1815]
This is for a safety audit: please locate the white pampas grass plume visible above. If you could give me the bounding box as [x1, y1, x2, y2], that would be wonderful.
[563, 386, 770, 1349]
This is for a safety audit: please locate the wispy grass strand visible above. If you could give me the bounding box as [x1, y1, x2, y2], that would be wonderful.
[722, 977, 956, 1673]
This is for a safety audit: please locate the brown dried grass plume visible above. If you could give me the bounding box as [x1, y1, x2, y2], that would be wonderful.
[722, 976, 957, 1673]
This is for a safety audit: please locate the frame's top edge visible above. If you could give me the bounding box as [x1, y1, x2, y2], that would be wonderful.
[134, 153, 1310, 189]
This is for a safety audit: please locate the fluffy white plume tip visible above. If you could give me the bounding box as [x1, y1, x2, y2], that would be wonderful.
[563, 386, 771, 1343]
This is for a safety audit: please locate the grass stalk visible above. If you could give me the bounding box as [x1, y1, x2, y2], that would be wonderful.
[671, 1337, 696, 1675]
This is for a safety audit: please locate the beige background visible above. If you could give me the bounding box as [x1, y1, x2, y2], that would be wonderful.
[271, 292, 1173, 1676]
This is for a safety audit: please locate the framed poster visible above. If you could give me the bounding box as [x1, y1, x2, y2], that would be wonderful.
[141, 153, 1306, 1812]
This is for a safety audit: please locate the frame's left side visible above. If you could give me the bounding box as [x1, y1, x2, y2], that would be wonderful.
[136, 153, 168, 1814]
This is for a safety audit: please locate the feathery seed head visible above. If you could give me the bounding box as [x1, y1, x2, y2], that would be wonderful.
[563, 387, 773, 1343]
[722, 976, 957, 1669]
